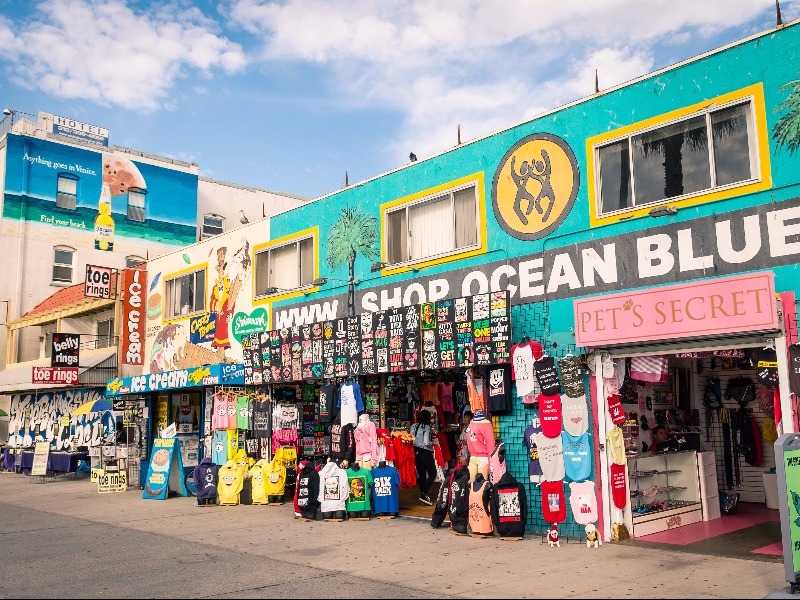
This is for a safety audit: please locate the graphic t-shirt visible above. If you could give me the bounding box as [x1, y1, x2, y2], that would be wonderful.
[756, 348, 779, 387]
[568, 480, 598, 525]
[345, 466, 374, 512]
[562, 431, 592, 482]
[371, 465, 401, 514]
[558, 355, 585, 397]
[439, 383, 454, 414]
[251, 400, 271, 438]
[511, 341, 544, 397]
[789, 345, 800, 396]
[264, 458, 287, 496]
[318, 384, 338, 423]
[534, 356, 561, 396]
[610, 462, 628, 509]
[226, 399, 238, 430]
[607, 394, 626, 426]
[561, 394, 588, 436]
[236, 396, 250, 430]
[212, 430, 228, 465]
[607, 427, 626, 466]
[339, 382, 364, 427]
[318, 463, 348, 513]
[212, 394, 228, 430]
[487, 365, 512, 414]
[538, 394, 562, 438]
[523, 420, 544, 481]
[535, 432, 565, 482]
[540, 479, 566, 523]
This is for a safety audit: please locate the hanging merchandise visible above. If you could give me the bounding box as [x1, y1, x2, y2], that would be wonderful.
[511, 337, 544, 397]
[607, 394, 626, 426]
[217, 459, 244, 506]
[193, 456, 219, 505]
[561, 394, 588, 436]
[354, 414, 378, 466]
[264, 450, 288, 501]
[607, 427, 626, 466]
[629, 355, 669, 383]
[487, 365, 512, 415]
[249, 460, 269, 505]
[522, 415, 544, 482]
[534, 432, 565, 482]
[558, 355, 585, 397]
[440, 381, 455, 414]
[466, 369, 487, 413]
[431, 469, 457, 529]
[610, 463, 628, 509]
[391, 432, 417, 488]
[491, 471, 527, 538]
[226, 397, 238, 429]
[212, 429, 229, 465]
[738, 408, 763, 467]
[756, 347, 779, 387]
[788, 345, 800, 396]
[762, 417, 778, 445]
[489, 441, 507, 485]
[295, 460, 321, 519]
[561, 431, 592, 482]
[539, 394, 563, 437]
[371, 463, 401, 515]
[758, 387, 775, 416]
[318, 383, 339, 424]
[468, 473, 494, 535]
[236, 394, 250, 430]
[466, 411, 496, 461]
[534, 355, 561, 396]
[330, 417, 356, 465]
[318, 460, 349, 514]
[345, 464, 374, 515]
[375, 428, 395, 464]
[212, 392, 229, 430]
[251, 396, 272, 438]
[724, 376, 756, 407]
[568, 480, 598, 525]
[540, 479, 566, 524]
[339, 378, 364, 427]
[448, 465, 471, 535]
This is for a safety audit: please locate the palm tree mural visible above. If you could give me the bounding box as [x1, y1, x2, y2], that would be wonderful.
[773, 76, 800, 155]
[326, 206, 379, 316]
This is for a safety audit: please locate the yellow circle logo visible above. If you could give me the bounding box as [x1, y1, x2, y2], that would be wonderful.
[492, 133, 579, 240]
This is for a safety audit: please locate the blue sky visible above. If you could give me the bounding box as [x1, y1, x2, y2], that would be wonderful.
[0, 0, 797, 201]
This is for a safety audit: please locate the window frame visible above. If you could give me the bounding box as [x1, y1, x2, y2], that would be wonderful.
[163, 266, 207, 321]
[52, 245, 75, 284]
[201, 213, 225, 240]
[254, 231, 317, 299]
[587, 84, 772, 227]
[56, 172, 79, 210]
[379, 173, 486, 273]
[96, 318, 115, 349]
[126, 187, 147, 223]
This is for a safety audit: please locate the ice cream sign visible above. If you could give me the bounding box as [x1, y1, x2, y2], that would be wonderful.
[574, 272, 778, 347]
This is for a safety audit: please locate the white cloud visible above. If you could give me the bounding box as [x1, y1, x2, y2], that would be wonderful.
[0, 0, 246, 111]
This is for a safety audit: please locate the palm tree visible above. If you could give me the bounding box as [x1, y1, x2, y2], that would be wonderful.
[326, 206, 379, 316]
[773, 77, 800, 155]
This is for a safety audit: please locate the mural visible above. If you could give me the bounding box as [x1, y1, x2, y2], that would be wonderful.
[326, 206, 379, 316]
[209, 240, 252, 359]
[773, 74, 800, 154]
[8, 389, 113, 450]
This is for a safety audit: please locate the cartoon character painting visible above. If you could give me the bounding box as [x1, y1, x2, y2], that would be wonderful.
[209, 241, 251, 361]
[150, 323, 188, 372]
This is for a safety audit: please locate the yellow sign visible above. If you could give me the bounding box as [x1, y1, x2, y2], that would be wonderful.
[492, 133, 579, 240]
[31, 442, 50, 476]
[91, 467, 103, 483]
[97, 470, 127, 493]
[60, 415, 70, 428]
[155, 394, 169, 431]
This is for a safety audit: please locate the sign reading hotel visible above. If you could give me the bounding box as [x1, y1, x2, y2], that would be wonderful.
[39, 111, 109, 146]
[573, 272, 778, 347]
[121, 268, 146, 365]
[84, 264, 113, 299]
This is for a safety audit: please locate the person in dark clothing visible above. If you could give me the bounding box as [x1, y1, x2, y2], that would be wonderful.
[411, 410, 436, 505]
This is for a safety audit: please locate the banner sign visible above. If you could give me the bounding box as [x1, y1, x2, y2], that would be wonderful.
[105, 363, 244, 396]
[121, 268, 146, 365]
[98, 469, 128, 493]
[84, 264, 113, 299]
[189, 312, 216, 344]
[51, 332, 80, 368]
[33, 366, 79, 385]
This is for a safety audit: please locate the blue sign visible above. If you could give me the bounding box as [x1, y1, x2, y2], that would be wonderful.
[189, 312, 216, 344]
[106, 363, 244, 396]
[143, 437, 188, 500]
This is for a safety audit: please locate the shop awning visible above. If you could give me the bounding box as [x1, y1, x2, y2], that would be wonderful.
[0, 349, 118, 393]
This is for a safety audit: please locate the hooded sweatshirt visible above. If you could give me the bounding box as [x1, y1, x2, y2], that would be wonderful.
[296, 461, 321, 516]
[330, 421, 356, 464]
[491, 471, 527, 538]
[193, 457, 219, 500]
[354, 416, 378, 463]
[318, 461, 349, 513]
[448, 465, 471, 533]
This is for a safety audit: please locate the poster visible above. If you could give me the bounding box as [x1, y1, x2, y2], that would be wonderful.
[322, 320, 336, 378]
[436, 298, 456, 369]
[454, 296, 474, 366]
[241, 335, 254, 385]
[403, 304, 420, 371]
[347, 315, 361, 376]
[360, 312, 376, 375]
[142, 437, 188, 500]
[31, 441, 50, 476]
[249, 332, 263, 385]
[388, 307, 405, 373]
[472, 293, 492, 365]
[374, 310, 389, 373]
[490, 290, 511, 363]
[259, 331, 273, 384]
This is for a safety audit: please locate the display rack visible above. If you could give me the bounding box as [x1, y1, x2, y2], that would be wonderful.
[628, 450, 702, 537]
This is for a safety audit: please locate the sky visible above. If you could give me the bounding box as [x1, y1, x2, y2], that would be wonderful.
[0, 0, 798, 201]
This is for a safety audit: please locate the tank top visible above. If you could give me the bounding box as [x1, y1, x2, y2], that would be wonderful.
[468, 480, 493, 535]
[489, 442, 506, 484]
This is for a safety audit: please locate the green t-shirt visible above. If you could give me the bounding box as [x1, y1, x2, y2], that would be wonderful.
[236, 396, 249, 430]
[345, 466, 374, 512]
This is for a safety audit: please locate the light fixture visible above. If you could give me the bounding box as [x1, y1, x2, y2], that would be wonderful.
[648, 205, 678, 217]
[2, 108, 13, 116]
[311, 277, 328, 286]
[370, 262, 387, 273]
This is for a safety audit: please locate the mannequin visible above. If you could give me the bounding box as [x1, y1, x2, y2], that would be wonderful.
[465, 410, 494, 482]
[468, 472, 493, 537]
[354, 413, 378, 470]
[345, 460, 373, 519]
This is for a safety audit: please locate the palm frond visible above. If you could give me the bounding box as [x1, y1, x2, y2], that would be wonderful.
[326, 206, 379, 271]
[773, 78, 800, 155]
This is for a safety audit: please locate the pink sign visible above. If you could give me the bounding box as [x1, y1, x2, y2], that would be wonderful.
[574, 272, 777, 347]
[32, 367, 79, 385]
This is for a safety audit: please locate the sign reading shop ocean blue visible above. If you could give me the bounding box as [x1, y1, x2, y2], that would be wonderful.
[105, 363, 244, 396]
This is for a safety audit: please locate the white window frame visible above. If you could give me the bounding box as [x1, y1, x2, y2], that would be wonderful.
[52, 246, 75, 284]
[127, 187, 147, 222]
[255, 235, 315, 298]
[594, 97, 759, 218]
[201, 214, 225, 240]
[97, 318, 114, 349]
[164, 268, 206, 319]
[42, 325, 56, 358]
[56, 173, 78, 210]
[384, 182, 479, 267]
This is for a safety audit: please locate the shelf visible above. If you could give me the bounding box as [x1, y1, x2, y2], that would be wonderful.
[632, 500, 701, 518]
[629, 469, 682, 479]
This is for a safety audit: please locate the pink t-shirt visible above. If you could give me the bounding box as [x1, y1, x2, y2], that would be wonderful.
[439, 383, 454, 413]
[466, 419, 496, 458]
[212, 394, 228, 430]
[538, 394, 562, 438]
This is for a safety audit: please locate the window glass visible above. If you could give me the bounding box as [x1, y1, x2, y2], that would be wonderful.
[254, 235, 316, 296]
[598, 140, 632, 213]
[409, 194, 453, 261]
[52, 248, 74, 282]
[299, 238, 313, 287]
[453, 187, 478, 248]
[97, 319, 114, 348]
[56, 174, 77, 210]
[269, 243, 298, 290]
[202, 214, 224, 239]
[387, 209, 407, 264]
[126, 256, 145, 268]
[712, 104, 754, 186]
[127, 188, 146, 222]
[165, 270, 205, 318]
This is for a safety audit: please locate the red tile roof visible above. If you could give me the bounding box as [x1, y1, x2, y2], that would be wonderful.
[23, 272, 118, 318]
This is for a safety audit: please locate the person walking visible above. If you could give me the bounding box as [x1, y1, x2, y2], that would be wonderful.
[411, 410, 436, 505]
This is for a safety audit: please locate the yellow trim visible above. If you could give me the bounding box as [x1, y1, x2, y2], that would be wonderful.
[162, 262, 208, 324]
[378, 172, 487, 275]
[586, 84, 772, 228]
[251, 227, 320, 315]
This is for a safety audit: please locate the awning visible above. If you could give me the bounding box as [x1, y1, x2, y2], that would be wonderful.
[0, 349, 117, 393]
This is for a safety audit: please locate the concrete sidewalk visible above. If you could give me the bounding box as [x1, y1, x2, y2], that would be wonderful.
[0, 472, 786, 598]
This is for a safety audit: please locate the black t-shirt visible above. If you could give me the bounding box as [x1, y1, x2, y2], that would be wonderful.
[318, 384, 339, 423]
[756, 348, 779, 387]
[487, 365, 512, 415]
[557, 355, 584, 397]
[534, 356, 561, 396]
[251, 400, 272, 437]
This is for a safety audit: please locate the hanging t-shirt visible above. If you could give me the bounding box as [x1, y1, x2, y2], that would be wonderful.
[371, 464, 401, 514]
[558, 355, 585, 397]
[562, 431, 592, 482]
[339, 381, 364, 427]
[466, 370, 486, 413]
[568, 480, 598, 525]
[273, 403, 300, 431]
[345, 466, 374, 512]
[540, 480, 566, 524]
[607, 427, 626, 466]
[629, 355, 669, 383]
[522, 419, 544, 481]
[511, 340, 543, 397]
[538, 394, 562, 438]
[251, 400, 271, 438]
[610, 462, 628, 509]
[212, 394, 228, 430]
[318, 384, 338, 423]
[236, 396, 250, 430]
[226, 399, 238, 430]
[789, 344, 800, 396]
[439, 382, 455, 414]
[561, 394, 588, 436]
[756, 348, 779, 387]
[535, 432, 565, 482]
[212, 429, 228, 465]
[534, 356, 561, 396]
[607, 394, 626, 426]
[226, 429, 238, 461]
[487, 365, 512, 415]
